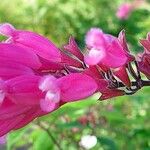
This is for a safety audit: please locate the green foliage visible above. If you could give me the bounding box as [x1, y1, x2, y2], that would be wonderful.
[0, 0, 150, 149]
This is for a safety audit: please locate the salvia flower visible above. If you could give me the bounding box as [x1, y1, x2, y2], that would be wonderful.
[0, 23, 149, 136]
[84, 28, 133, 68]
[0, 23, 61, 62]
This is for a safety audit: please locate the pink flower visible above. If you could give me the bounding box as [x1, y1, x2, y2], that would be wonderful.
[84, 28, 131, 68]
[0, 23, 61, 63]
[0, 23, 64, 71]
[0, 23, 84, 69]
[138, 54, 150, 79]
[138, 33, 150, 79]
[0, 73, 97, 136]
[116, 3, 133, 20]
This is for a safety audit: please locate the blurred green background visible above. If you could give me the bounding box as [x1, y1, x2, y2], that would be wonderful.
[0, 0, 150, 150]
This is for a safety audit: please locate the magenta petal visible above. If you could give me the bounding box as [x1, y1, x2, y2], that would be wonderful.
[40, 98, 59, 112]
[84, 67, 108, 91]
[14, 30, 61, 62]
[5, 75, 43, 105]
[61, 52, 83, 67]
[118, 30, 130, 52]
[0, 99, 31, 120]
[0, 23, 61, 62]
[85, 28, 106, 49]
[64, 36, 84, 61]
[103, 40, 127, 68]
[0, 43, 41, 69]
[96, 79, 108, 92]
[58, 73, 98, 102]
[0, 106, 30, 120]
[84, 66, 103, 80]
[0, 114, 25, 137]
[84, 48, 106, 66]
[107, 40, 126, 57]
[118, 31, 135, 62]
[0, 60, 34, 80]
[39, 57, 63, 71]
[103, 55, 127, 68]
[140, 39, 150, 52]
[13, 107, 43, 130]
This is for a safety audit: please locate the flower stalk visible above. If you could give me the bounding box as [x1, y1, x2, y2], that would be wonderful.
[37, 121, 63, 150]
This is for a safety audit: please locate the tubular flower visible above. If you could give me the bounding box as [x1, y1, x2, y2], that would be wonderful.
[0, 23, 149, 136]
[84, 28, 133, 68]
[0, 73, 97, 136]
[0, 23, 61, 63]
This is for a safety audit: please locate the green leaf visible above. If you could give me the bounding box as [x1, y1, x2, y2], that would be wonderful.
[97, 137, 118, 150]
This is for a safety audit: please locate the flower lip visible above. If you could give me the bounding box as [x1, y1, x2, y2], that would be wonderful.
[84, 48, 106, 66]
[45, 90, 60, 103]
[0, 23, 16, 37]
[39, 76, 61, 112]
[39, 75, 58, 92]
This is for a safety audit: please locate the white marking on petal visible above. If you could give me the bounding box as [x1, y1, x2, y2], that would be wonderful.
[0, 90, 5, 104]
[46, 90, 60, 103]
[39, 76, 57, 92]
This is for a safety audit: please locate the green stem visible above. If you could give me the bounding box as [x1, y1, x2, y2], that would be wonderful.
[37, 121, 63, 150]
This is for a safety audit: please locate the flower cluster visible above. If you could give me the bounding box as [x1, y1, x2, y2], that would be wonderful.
[0, 23, 149, 136]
